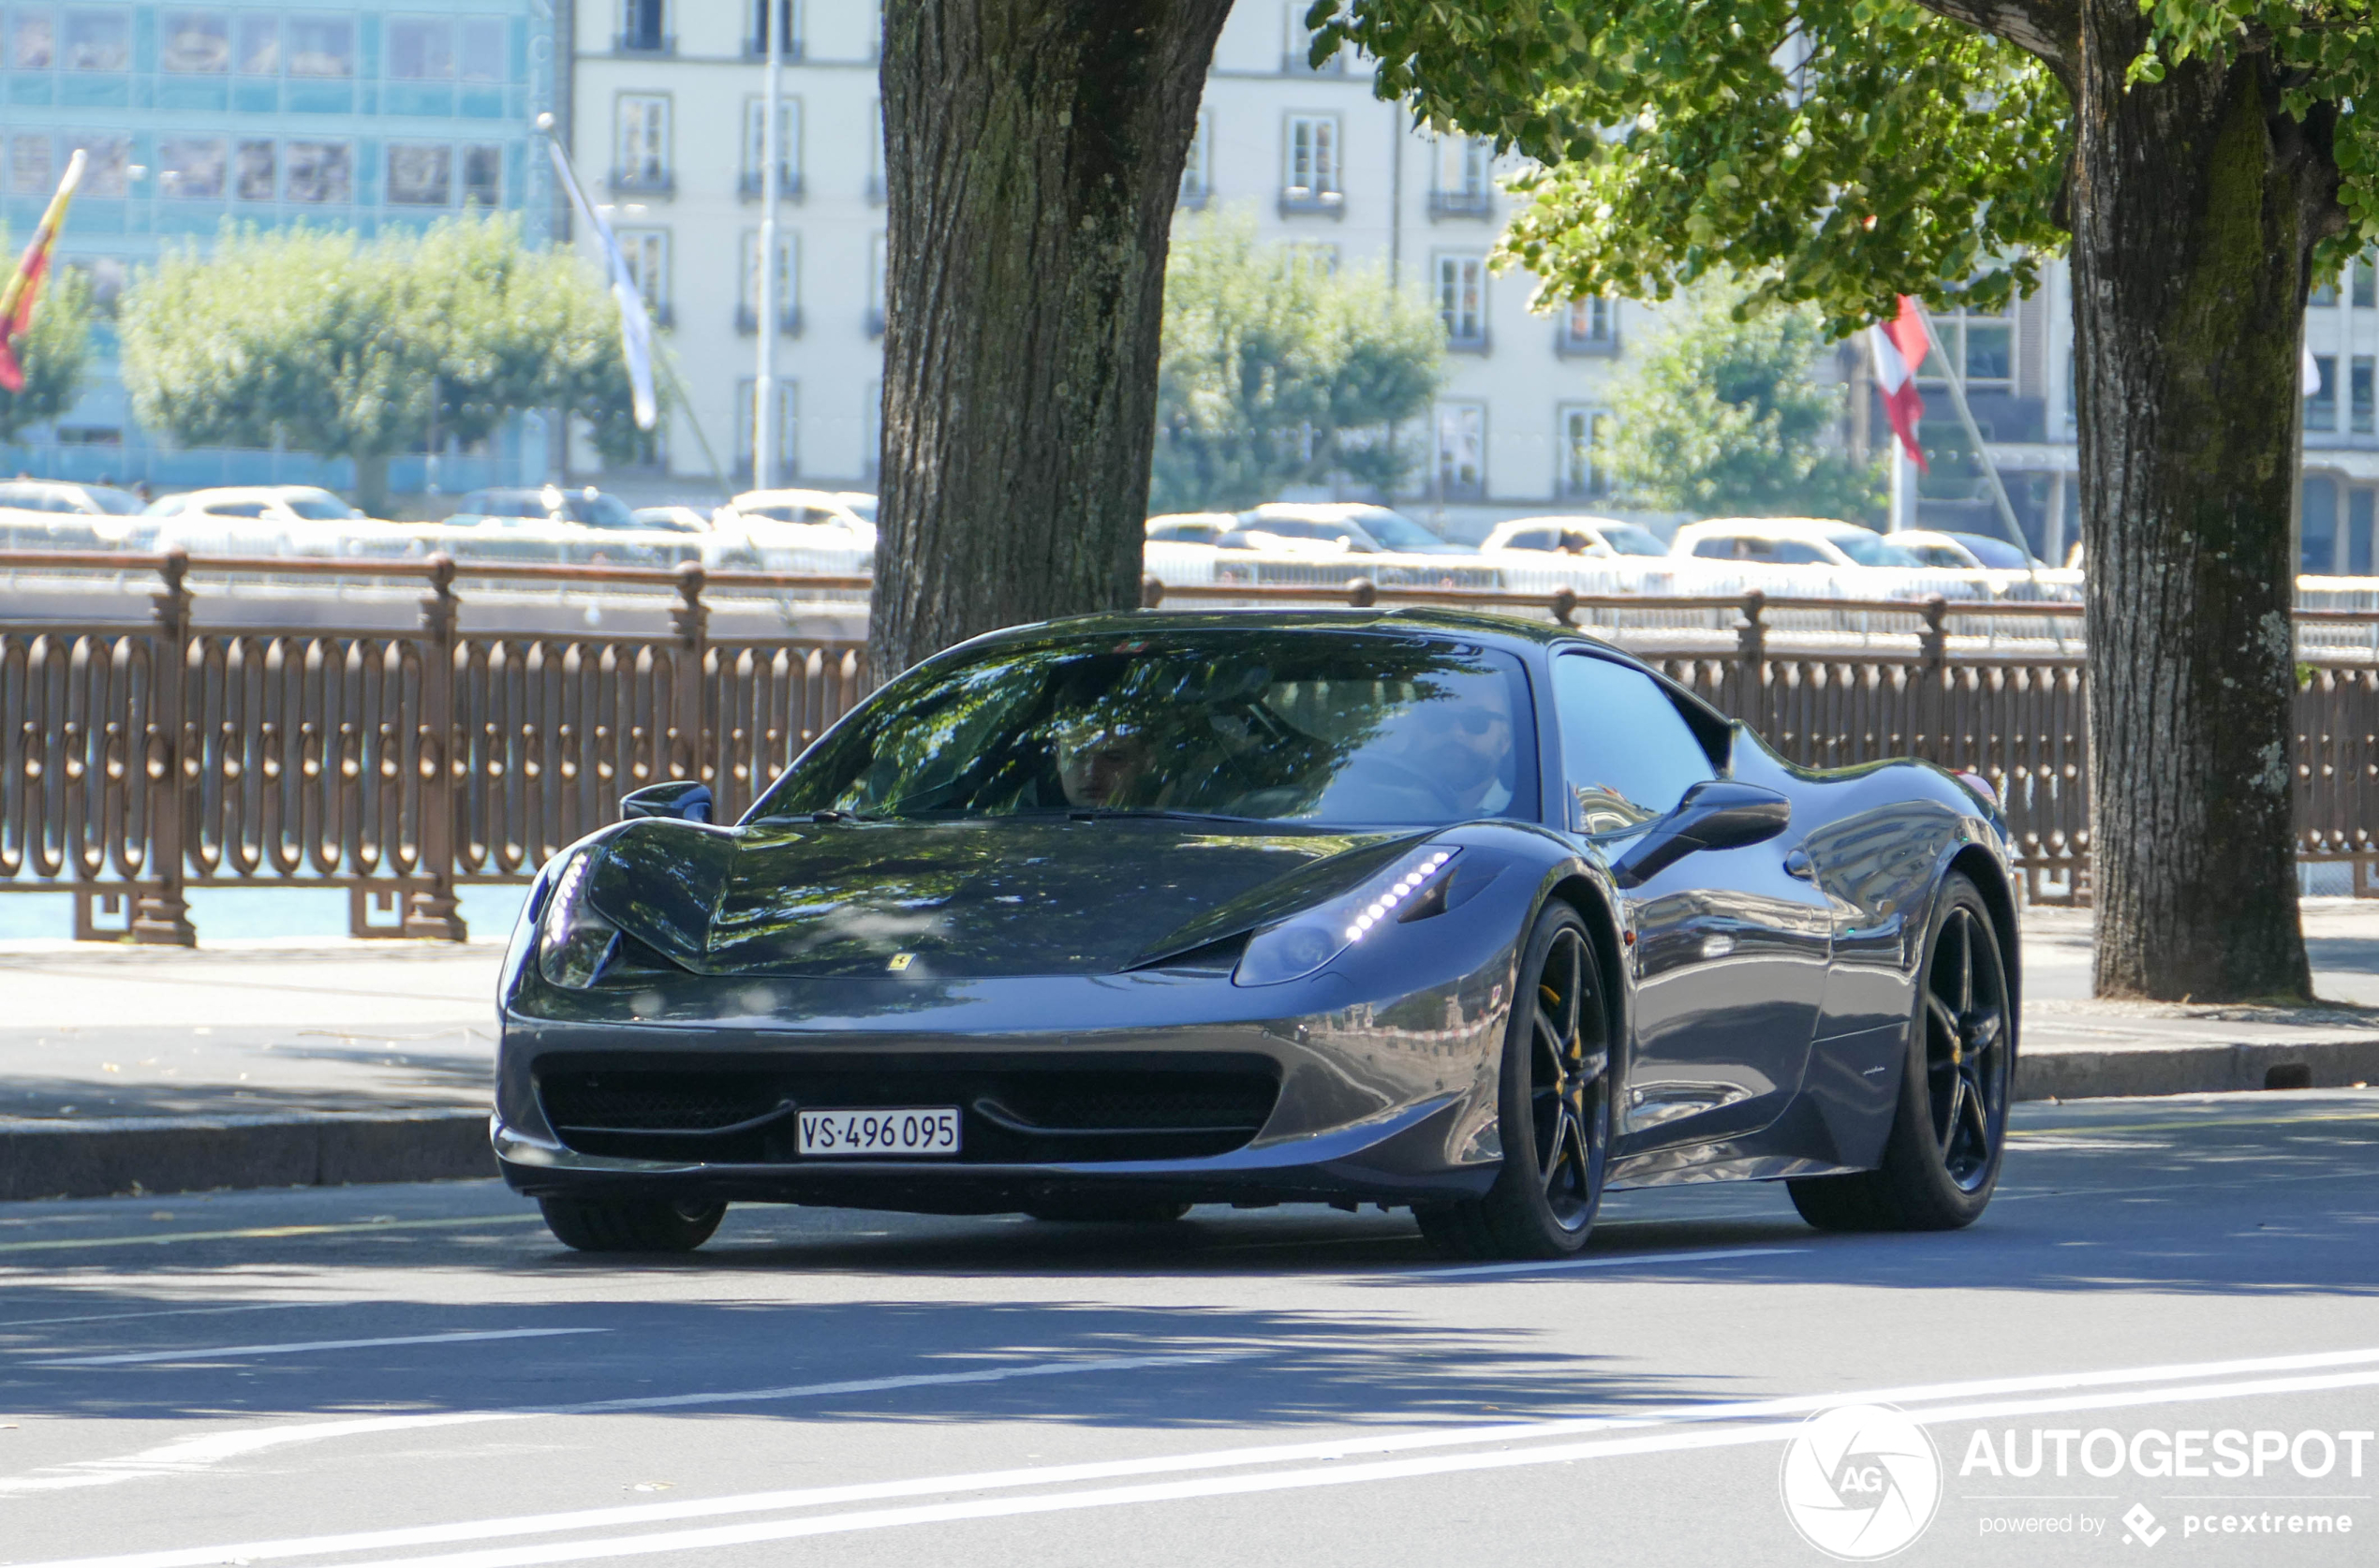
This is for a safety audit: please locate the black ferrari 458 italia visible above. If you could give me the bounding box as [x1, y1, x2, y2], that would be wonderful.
[494, 608, 2017, 1259]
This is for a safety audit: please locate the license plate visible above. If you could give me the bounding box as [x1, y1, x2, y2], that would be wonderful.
[796, 1107, 961, 1158]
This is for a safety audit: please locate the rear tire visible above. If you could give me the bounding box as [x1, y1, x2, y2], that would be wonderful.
[1418, 906, 1613, 1260]
[1024, 1199, 1192, 1224]
[538, 1196, 726, 1253]
[1789, 873, 2013, 1232]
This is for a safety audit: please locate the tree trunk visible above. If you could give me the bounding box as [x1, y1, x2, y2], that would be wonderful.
[872, 0, 1233, 678]
[353, 451, 392, 519]
[2072, 5, 2333, 999]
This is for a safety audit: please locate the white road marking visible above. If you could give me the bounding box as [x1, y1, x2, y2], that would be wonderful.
[0, 1350, 1264, 1497]
[25, 1345, 2379, 1568]
[1403, 1245, 1806, 1279]
[1, 1303, 313, 1330]
[32, 1327, 606, 1368]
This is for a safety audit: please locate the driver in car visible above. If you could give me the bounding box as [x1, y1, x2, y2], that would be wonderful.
[1054, 721, 1158, 810]
[1397, 684, 1516, 817]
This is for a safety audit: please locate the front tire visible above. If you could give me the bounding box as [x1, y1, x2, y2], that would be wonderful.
[538, 1196, 726, 1253]
[1418, 906, 1614, 1260]
[1789, 873, 2014, 1232]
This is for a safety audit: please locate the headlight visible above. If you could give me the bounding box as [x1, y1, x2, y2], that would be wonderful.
[1234, 846, 1460, 987]
[538, 851, 620, 989]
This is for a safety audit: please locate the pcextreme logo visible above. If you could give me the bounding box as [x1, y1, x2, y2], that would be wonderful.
[1780, 1403, 1944, 1560]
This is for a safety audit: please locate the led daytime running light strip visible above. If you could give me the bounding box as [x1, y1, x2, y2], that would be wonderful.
[1343, 851, 1455, 943]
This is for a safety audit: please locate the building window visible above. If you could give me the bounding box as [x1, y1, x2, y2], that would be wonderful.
[1428, 136, 1492, 219]
[735, 377, 798, 480]
[1281, 1, 1343, 73]
[614, 95, 672, 194]
[738, 230, 798, 334]
[388, 145, 453, 206]
[387, 17, 453, 80]
[1558, 406, 1615, 497]
[160, 11, 230, 73]
[459, 18, 503, 81]
[741, 97, 803, 200]
[866, 98, 885, 202]
[1281, 114, 1342, 214]
[159, 138, 227, 200]
[2354, 489, 2376, 576]
[1179, 111, 1212, 209]
[61, 8, 130, 70]
[235, 140, 275, 200]
[285, 141, 352, 203]
[286, 15, 354, 76]
[1437, 255, 1487, 350]
[1920, 306, 2013, 392]
[9, 136, 52, 196]
[2303, 475, 2340, 574]
[10, 11, 53, 68]
[619, 0, 669, 53]
[80, 137, 130, 197]
[2356, 356, 2375, 436]
[237, 15, 277, 73]
[1435, 403, 1485, 499]
[866, 232, 887, 336]
[616, 229, 671, 327]
[2313, 276, 2340, 308]
[2309, 354, 2340, 433]
[461, 144, 501, 207]
[747, 0, 800, 57]
[1558, 296, 1618, 356]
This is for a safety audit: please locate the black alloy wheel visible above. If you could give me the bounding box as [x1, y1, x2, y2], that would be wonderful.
[1419, 906, 1614, 1259]
[538, 1196, 727, 1253]
[1789, 872, 2014, 1231]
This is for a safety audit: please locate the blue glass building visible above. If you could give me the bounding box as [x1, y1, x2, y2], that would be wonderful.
[0, 1, 556, 493]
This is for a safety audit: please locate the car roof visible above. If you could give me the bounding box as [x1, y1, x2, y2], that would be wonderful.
[1676, 516, 1867, 540]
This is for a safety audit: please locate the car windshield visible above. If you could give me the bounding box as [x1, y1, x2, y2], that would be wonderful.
[1830, 530, 1924, 568]
[1601, 524, 1667, 556]
[1955, 534, 2032, 569]
[751, 630, 1536, 827]
[565, 495, 638, 528]
[285, 493, 362, 521]
[1344, 510, 1443, 551]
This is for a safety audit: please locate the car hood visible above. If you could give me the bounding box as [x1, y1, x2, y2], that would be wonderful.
[582, 817, 1425, 980]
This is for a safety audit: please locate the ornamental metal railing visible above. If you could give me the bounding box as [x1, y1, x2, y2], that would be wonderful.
[9, 551, 2379, 941]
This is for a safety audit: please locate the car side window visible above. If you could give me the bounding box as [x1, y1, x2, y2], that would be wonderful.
[1551, 654, 1718, 834]
[1774, 540, 1827, 564]
[206, 502, 270, 518]
[1692, 537, 1734, 558]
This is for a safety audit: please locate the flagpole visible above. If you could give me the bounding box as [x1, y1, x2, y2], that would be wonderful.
[754, 1, 784, 493]
[1889, 438, 1914, 533]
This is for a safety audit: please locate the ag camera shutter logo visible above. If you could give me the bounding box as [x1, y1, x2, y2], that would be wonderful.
[1780, 1403, 1943, 1560]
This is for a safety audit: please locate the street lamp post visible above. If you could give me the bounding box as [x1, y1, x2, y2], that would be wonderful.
[754, 0, 783, 493]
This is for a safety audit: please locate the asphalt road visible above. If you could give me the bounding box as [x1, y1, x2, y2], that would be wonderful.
[0, 1090, 2373, 1568]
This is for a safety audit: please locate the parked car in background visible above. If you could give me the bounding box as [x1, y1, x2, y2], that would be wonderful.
[1216, 515, 1385, 555]
[447, 486, 645, 531]
[425, 485, 700, 568]
[630, 506, 716, 535]
[142, 486, 419, 559]
[1671, 517, 1928, 569]
[0, 479, 153, 550]
[1891, 529, 2043, 570]
[1145, 512, 1237, 546]
[1241, 502, 1470, 555]
[705, 488, 878, 571]
[1481, 515, 1669, 558]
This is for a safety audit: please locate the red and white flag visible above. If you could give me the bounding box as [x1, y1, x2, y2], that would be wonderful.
[1868, 295, 1929, 473]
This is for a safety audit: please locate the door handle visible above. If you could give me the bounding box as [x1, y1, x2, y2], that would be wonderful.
[1782, 848, 1814, 880]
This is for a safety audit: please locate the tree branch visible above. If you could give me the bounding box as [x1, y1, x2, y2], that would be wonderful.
[1907, 0, 2078, 82]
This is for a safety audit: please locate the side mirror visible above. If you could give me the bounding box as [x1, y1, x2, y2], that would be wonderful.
[621, 780, 714, 823]
[1610, 780, 1791, 890]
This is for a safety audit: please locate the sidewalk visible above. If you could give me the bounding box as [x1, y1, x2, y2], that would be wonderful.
[5, 902, 2378, 1200]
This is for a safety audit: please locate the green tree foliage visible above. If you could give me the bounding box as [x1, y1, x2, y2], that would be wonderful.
[1151, 212, 1442, 512]
[1602, 275, 1882, 520]
[1312, 3, 2064, 333]
[121, 214, 650, 513]
[0, 259, 93, 447]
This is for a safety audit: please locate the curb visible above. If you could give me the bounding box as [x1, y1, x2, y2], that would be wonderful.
[0, 1109, 495, 1203]
[2014, 1036, 2379, 1102]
